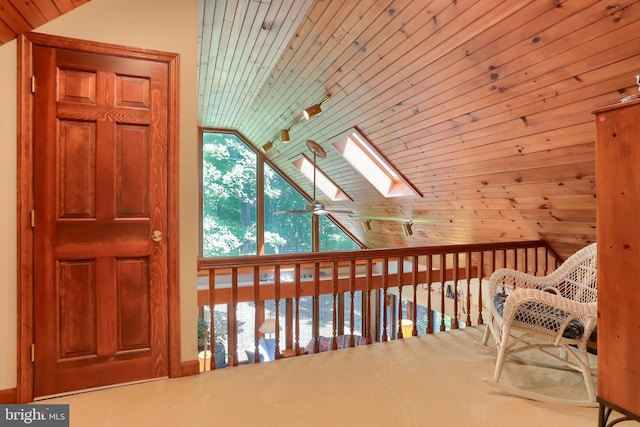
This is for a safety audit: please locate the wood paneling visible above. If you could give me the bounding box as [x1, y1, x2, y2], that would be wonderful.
[196, 0, 640, 259]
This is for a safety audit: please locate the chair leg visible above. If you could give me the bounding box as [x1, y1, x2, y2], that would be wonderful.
[493, 333, 510, 382]
[482, 324, 491, 345]
[577, 345, 596, 401]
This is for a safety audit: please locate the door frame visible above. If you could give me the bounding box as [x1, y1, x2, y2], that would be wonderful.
[16, 32, 181, 403]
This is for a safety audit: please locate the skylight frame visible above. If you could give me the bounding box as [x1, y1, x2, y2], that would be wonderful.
[293, 154, 351, 202]
[333, 128, 421, 198]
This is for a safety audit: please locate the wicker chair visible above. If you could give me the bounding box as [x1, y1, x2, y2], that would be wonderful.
[481, 243, 598, 406]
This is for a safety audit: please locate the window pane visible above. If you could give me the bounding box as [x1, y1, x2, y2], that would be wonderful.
[319, 216, 359, 252]
[201, 132, 257, 256]
[264, 163, 312, 254]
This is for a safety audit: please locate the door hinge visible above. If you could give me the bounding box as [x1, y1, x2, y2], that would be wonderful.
[31, 210, 35, 228]
[31, 343, 35, 362]
[31, 75, 35, 94]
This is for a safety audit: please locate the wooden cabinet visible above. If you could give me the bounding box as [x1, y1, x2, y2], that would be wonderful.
[593, 99, 640, 424]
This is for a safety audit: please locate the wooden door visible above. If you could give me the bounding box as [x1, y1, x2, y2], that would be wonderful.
[32, 44, 170, 397]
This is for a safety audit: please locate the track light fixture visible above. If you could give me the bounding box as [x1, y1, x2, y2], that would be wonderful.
[303, 103, 322, 120]
[262, 141, 274, 152]
[402, 221, 413, 237]
[272, 94, 331, 145]
[362, 219, 372, 232]
[280, 129, 290, 143]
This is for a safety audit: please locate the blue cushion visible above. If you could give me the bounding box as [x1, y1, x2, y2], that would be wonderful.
[246, 338, 276, 363]
[493, 292, 584, 339]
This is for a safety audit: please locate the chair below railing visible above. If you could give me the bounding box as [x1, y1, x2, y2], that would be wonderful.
[197, 241, 562, 370]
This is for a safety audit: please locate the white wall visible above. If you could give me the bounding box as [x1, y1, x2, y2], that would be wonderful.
[0, 39, 18, 390]
[0, 0, 199, 391]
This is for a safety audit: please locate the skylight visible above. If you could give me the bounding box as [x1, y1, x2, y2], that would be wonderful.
[333, 129, 420, 198]
[293, 154, 350, 202]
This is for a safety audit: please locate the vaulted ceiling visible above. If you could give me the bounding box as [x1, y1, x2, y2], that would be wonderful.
[199, 0, 640, 260]
[4, 0, 639, 260]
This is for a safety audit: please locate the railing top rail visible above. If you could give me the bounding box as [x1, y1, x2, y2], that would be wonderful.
[198, 240, 556, 270]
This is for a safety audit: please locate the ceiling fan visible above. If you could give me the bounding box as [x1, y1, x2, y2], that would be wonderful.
[274, 140, 353, 216]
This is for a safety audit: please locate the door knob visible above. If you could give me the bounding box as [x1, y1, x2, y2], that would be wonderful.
[151, 230, 163, 242]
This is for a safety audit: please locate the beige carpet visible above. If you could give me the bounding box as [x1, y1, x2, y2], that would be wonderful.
[43, 326, 600, 427]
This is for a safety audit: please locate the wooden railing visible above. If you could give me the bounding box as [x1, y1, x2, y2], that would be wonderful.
[197, 241, 561, 370]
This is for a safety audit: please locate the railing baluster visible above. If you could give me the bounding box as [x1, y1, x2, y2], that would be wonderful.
[439, 254, 446, 332]
[332, 261, 339, 350]
[465, 252, 472, 327]
[411, 255, 418, 337]
[230, 267, 238, 367]
[397, 256, 404, 339]
[274, 265, 281, 359]
[426, 254, 433, 334]
[349, 259, 356, 347]
[313, 262, 320, 353]
[477, 251, 485, 326]
[294, 264, 301, 355]
[252, 266, 260, 364]
[365, 258, 372, 344]
[452, 253, 459, 330]
[382, 258, 389, 342]
[208, 269, 216, 371]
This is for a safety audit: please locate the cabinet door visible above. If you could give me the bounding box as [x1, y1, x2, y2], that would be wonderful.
[594, 100, 640, 417]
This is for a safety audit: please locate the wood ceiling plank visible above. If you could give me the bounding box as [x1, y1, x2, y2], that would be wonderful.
[228, 0, 314, 131]
[52, 0, 77, 14]
[32, 0, 63, 20]
[240, 0, 443, 146]
[0, 16, 18, 44]
[240, 0, 359, 140]
[10, 0, 47, 28]
[217, 0, 285, 127]
[0, 0, 32, 35]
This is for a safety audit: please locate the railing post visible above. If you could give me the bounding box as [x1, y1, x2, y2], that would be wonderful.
[411, 255, 418, 336]
[477, 251, 485, 326]
[465, 252, 472, 327]
[294, 264, 301, 355]
[313, 262, 320, 354]
[349, 259, 356, 347]
[426, 254, 433, 334]
[208, 269, 216, 371]
[440, 254, 446, 332]
[252, 266, 260, 364]
[365, 258, 372, 344]
[381, 258, 389, 342]
[274, 265, 281, 359]
[452, 253, 459, 330]
[229, 267, 238, 367]
[397, 256, 404, 339]
[332, 261, 339, 350]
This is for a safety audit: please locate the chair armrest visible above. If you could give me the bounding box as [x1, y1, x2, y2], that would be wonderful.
[488, 268, 564, 297]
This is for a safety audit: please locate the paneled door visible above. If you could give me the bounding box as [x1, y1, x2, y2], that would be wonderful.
[31, 43, 171, 397]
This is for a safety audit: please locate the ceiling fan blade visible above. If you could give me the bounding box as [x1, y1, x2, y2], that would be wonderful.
[324, 209, 354, 215]
[273, 209, 310, 215]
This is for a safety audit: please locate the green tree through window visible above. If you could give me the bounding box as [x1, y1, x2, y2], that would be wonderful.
[201, 130, 359, 257]
[202, 132, 257, 256]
